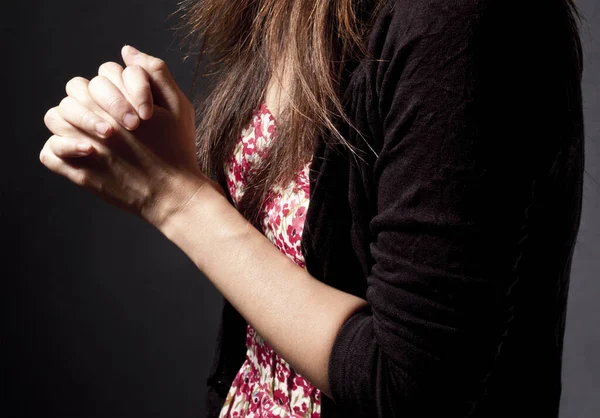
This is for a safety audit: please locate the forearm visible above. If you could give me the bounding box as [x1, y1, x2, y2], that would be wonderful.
[158, 175, 368, 397]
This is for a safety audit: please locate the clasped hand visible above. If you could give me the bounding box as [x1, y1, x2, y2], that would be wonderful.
[40, 45, 211, 228]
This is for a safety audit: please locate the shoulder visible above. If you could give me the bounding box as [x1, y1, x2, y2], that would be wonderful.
[362, 0, 482, 108]
[369, 0, 481, 53]
[362, 0, 483, 89]
[383, 0, 481, 23]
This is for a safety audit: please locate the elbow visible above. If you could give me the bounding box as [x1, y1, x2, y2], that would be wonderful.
[327, 311, 495, 417]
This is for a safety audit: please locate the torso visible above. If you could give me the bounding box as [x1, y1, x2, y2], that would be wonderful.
[219, 96, 321, 417]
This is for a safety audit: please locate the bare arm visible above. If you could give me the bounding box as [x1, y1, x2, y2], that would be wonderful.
[158, 175, 368, 397]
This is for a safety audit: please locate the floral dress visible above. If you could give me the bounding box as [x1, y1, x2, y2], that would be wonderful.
[220, 102, 321, 418]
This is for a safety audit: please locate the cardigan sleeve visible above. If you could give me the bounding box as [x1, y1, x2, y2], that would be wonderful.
[327, 1, 519, 415]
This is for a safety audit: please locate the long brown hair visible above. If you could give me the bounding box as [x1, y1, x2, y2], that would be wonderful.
[173, 0, 584, 227]
[174, 0, 385, 225]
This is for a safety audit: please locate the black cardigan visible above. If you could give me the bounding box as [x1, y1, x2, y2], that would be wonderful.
[206, 0, 584, 416]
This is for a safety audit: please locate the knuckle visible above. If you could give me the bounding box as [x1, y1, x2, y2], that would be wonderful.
[106, 95, 126, 113]
[98, 61, 123, 75]
[65, 76, 88, 94]
[123, 67, 149, 90]
[44, 107, 59, 125]
[88, 75, 105, 91]
[48, 134, 61, 147]
[129, 83, 149, 96]
[78, 108, 94, 128]
[58, 96, 73, 111]
[96, 179, 105, 195]
[124, 64, 144, 75]
[86, 77, 100, 96]
[123, 67, 148, 89]
[60, 136, 73, 152]
[73, 171, 89, 187]
[103, 152, 115, 168]
[47, 135, 61, 154]
[149, 57, 167, 73]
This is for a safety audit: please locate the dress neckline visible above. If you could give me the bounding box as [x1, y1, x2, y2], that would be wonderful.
[259, 101, 278, 126]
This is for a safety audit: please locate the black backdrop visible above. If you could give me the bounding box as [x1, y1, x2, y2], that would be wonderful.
[3, 1, 600, 417]
[3, 1, 221, 417]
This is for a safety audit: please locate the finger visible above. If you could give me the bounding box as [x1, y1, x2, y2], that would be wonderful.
[122, 65, 153, 120]
[65, 76, 120, 131]
[88, 75, 140, 131]
[121, 45, 181, 112]
[65, 77, 93, 106]
[40, 138, 94, 188]
[98, 62, 136, 109]
[45, 134, 95, 159]
[44, 106, 96, 139]
[97, 61, 126, 92]
[98, 61, 153, 121]
[55, 96, 113, 138]
[44, 106, 113, 154]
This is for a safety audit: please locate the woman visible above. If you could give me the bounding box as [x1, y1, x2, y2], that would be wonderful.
[39, 0, 585, 416]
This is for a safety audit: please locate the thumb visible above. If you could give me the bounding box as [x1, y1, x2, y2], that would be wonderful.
[121, 45, 182, 112]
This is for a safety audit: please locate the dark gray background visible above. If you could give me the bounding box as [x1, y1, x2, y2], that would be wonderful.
[2, 1, 598, 417]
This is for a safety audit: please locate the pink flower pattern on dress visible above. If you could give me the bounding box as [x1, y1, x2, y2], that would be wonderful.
[220, 102, 320, 417]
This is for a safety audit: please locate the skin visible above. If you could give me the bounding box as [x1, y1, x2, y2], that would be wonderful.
[40, 45, 369, 398]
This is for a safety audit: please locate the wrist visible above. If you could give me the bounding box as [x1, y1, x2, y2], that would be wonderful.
[150, 170, 226, 238]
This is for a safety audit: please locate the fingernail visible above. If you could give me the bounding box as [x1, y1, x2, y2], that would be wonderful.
[127, 45, 139, 55]
[95, 121, 110, 135]
[139, 104, 152, 120]
[123, 112, 139, 129]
